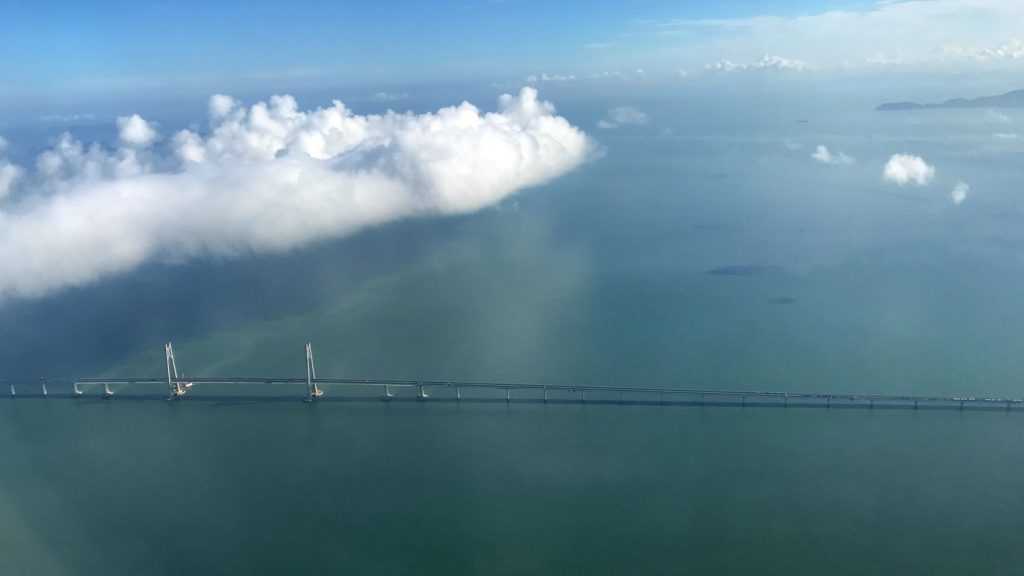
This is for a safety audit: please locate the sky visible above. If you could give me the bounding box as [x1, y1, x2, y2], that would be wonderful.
[2, 0, 1024, 114]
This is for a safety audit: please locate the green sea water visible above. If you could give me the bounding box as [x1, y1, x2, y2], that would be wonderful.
[3, 96, 1024, 574]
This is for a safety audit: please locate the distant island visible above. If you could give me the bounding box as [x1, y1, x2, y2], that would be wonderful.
[877, 89, 1024, 111]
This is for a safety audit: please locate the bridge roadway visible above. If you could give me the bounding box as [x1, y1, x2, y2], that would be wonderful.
[3, 376, 1024, 411]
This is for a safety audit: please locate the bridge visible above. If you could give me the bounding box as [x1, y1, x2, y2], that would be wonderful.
[3, 342, 1023, 412]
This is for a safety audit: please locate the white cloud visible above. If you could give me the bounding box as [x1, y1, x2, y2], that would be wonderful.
[706, 54, 808, 72]
[372, 91, 410, 102]
[883, 154, 936, 186]
[811, 145, 854, 165]
[951, 181, 969, 205]
[0, 162, 22, 201]
[988, 109, 1011, 123]
[525, 73, 577, 83]
[993, 132, 1019, 139]
[0, 88, 591, 302]
[647, 1, 1024, 71]
[598, 106, 650, 130]
[116, 114, 158, 147]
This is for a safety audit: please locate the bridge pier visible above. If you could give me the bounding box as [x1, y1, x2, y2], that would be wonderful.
[543, 387, 548, 403]
[382, 384, 394, 401]
[9, 384, 14, 397]
[505, 388, 510, 403]
[456, 387, 461, 402]
[417, 384, 428, 400]
[102, 383, 113, 398]
[72, 382, 83, 398]
[41, 380, 47, 398]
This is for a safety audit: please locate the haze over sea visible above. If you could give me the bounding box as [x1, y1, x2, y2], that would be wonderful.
[3, 76, 1024, 574]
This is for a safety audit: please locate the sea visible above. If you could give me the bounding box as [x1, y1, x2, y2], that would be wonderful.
[2, 77, 1024, 574]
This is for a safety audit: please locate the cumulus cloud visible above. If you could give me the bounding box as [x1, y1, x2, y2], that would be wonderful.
[883, 154, 936, 186]
[0, 139, 22, 200]
[950, 181, 969, 205]
[811, 145, 854, 165]
[116, 114, 158, 147]
[597, 106, 650, 130]
[0, 88, 591, 302]
[706, 55, 808, 72]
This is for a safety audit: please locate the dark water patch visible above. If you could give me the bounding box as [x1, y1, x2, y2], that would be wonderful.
[705, 264, 782, 277]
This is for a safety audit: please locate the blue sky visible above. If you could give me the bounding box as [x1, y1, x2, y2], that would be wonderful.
[1, 0, 1023, 119]
[3, 1, 858, 85]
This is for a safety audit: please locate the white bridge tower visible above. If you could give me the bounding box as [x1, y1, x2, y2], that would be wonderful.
[165, 343, 193, 399]
[305, 342, 323, 401]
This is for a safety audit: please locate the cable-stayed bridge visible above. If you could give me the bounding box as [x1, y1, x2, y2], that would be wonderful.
[2, 342, 1023, 412]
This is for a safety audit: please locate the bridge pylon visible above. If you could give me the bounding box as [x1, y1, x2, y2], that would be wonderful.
[305, 342, 323, 402]
[166, 343, 193, 399]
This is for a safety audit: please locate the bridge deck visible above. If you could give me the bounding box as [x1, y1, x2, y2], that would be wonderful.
[2, 376, 1022, 410]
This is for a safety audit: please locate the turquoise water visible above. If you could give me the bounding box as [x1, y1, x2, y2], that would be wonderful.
[3, 93, 1024, 574]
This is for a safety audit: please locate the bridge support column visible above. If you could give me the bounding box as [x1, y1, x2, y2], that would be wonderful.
[102, 383, 113, 398]
[417, 384, 428, 400]
[382, 384, 394, 401]
[41, 380, 47, 397]
[456, 387, 461, 402]
[505, 388, 510, 403]
[9, 384, 14, 397]
[304, 342, 323, 402]
[543, 387, 548, 403]
[869, 398, 874, 409]
[72, 382, 83, 398]
[741, 395, 746, 407]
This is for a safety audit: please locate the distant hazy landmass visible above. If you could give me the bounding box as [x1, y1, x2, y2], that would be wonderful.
[877, 89, 1024, 111]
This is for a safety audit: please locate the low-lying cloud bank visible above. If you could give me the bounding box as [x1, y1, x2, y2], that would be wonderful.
[0, 88, 591, 301]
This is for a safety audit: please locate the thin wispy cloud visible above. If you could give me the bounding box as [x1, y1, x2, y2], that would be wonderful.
[950, 181, 970, 205]
[641, 0, 1024, 71]
[706, 55, 808, 73]
[811, 145, 854, 165]
[0, 88, 592, 302]
[371, 91, 410, 102]
[597, 106, 649, 130]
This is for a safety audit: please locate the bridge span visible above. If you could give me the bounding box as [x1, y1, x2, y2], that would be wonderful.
[3, 342, 1023, 412]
